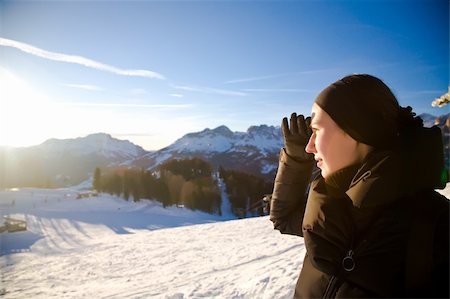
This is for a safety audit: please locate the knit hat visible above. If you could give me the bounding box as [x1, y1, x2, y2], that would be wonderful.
[315, 74, 400, 149]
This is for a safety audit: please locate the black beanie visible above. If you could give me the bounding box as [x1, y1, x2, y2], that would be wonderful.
[315, 74, 401, 149]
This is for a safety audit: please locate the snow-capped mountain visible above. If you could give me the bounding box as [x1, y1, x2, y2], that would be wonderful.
[2, 113, 448, 189]
[130, 125, 283, 180]
[169, 125, 282, 154]
[38, 133, 146, 160]
[0, 133, 147, 188]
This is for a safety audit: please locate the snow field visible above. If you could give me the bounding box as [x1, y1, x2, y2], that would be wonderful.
[1, 185, 448, 298]
[0, 188, 305, 298]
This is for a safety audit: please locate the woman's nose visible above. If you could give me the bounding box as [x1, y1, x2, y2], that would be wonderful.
[305, 134, 315, 154]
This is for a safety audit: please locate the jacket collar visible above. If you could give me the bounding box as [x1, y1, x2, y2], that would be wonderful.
[345, 151, 401, 208]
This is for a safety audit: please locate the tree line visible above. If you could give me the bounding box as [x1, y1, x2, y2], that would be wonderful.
[218, 166, 273, 218]
[93, 158, 273, 217]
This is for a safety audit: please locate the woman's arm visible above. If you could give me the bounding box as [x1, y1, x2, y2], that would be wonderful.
[270, 148, 313, 236]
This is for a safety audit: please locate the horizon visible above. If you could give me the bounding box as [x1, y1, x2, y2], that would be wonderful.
[1, 109, 448, 151]
[1, 1, 448, 150]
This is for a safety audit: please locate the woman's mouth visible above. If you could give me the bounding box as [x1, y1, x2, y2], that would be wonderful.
[315, 158, 323, 168]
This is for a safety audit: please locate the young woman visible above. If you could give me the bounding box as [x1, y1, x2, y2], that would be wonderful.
[270, 74, 449, 298]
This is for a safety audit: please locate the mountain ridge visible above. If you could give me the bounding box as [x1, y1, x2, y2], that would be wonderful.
[1, 113, 449, 188]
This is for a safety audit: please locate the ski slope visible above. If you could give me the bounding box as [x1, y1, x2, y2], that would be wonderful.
[0, 188, 305, 298]
[1, 185, 449, 298]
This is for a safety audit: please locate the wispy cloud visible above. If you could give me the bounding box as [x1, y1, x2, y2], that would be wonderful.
[225, 68, 338, 84]
[224, 74, 288, 84]
[399, 89, 444, 99]
[62, 83, 103, 91]
[242, 88, 314, 93]
[57, 102, 191, 109]
[169, 93, 184, 98]
[174, 85, 247, 96]
[0, 37, 165, 79]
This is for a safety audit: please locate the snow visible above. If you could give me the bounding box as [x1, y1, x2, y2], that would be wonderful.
[217, 176, 234, 218]
[0, 187, 303, 298]
[1, 184, 448, 298]
[261, 162, 278, 174]
[39, 133, 146, 159]
[174, 134, 233, 153]
[166, 125, 282, 155]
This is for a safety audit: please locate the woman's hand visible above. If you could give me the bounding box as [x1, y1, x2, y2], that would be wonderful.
[282, 113, 313, 161]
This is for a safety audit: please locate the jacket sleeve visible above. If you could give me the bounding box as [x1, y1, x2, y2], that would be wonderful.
[269, 148, 314, 236]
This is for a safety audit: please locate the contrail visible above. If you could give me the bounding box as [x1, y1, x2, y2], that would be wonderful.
[0, 37, 165, 79]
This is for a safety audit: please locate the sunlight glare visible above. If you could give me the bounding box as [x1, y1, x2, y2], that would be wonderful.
[0, 68, 64, 147]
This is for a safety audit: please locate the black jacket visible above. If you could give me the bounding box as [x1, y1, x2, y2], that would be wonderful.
[270, 147, 449, 298]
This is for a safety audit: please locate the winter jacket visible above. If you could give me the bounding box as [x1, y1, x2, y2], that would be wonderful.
[270, 146, 449, 298]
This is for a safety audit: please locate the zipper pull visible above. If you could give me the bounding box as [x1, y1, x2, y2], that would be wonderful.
[342, 249, 355, 272]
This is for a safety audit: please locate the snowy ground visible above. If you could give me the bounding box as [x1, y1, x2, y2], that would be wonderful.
[1, 185, 448, 299]
[0, 188, 304, 298]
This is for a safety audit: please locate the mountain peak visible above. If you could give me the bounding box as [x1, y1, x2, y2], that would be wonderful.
[247, 124, 278, 135]
[38, 133, 146, 159]
[212, 125, 233, 137]
[83, 132, 113, 139]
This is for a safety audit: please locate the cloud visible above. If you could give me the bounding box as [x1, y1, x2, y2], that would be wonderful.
[169, 94, 184, 98]
[57, 102, 191, 109]
[224, 74, 287, 84]
[225, 69, 338, 84]
[174, 85, 247, 96]
[0, 37, 165, 79]
[399, 89, 445, 99]
[242, 88, 314, 93]
[62, 83, 103, 91]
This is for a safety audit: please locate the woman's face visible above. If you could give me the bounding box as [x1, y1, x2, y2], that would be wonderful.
[305, 103, 370, 179]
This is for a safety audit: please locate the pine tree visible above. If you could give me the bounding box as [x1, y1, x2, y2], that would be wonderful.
[93, 167, 101, 191]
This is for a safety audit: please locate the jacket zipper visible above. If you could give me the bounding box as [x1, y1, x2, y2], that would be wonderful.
[322, 249, 355, 299]
[323, 275, 340, 299]
[322, 234, 357, 298]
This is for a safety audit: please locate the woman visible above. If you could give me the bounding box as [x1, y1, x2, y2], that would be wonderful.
[270, 74, 449, 298]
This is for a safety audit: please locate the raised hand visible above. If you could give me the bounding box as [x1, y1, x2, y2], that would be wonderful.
[281, 113, 313, 161]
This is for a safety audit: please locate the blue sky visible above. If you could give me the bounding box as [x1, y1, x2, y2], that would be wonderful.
[0, 0, 448, 150]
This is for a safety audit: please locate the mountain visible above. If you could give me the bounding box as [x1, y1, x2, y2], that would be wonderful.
[38, 133, 146, 159]
[2, 113, 448, 189]
[129, 125, 283, 181]
[419, 113, 449, 128]
[0, 133, 147, 188]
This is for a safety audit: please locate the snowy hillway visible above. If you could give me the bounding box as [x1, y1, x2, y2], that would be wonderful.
[1, 185, 449, 298]
[0, 188, 303, 298]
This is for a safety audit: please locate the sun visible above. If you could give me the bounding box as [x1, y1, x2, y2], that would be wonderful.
[0, 68, 58, 147]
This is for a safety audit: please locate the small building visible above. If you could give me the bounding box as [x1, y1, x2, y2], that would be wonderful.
[0, 216, 27, 233]
[76, 191, 99, 199]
